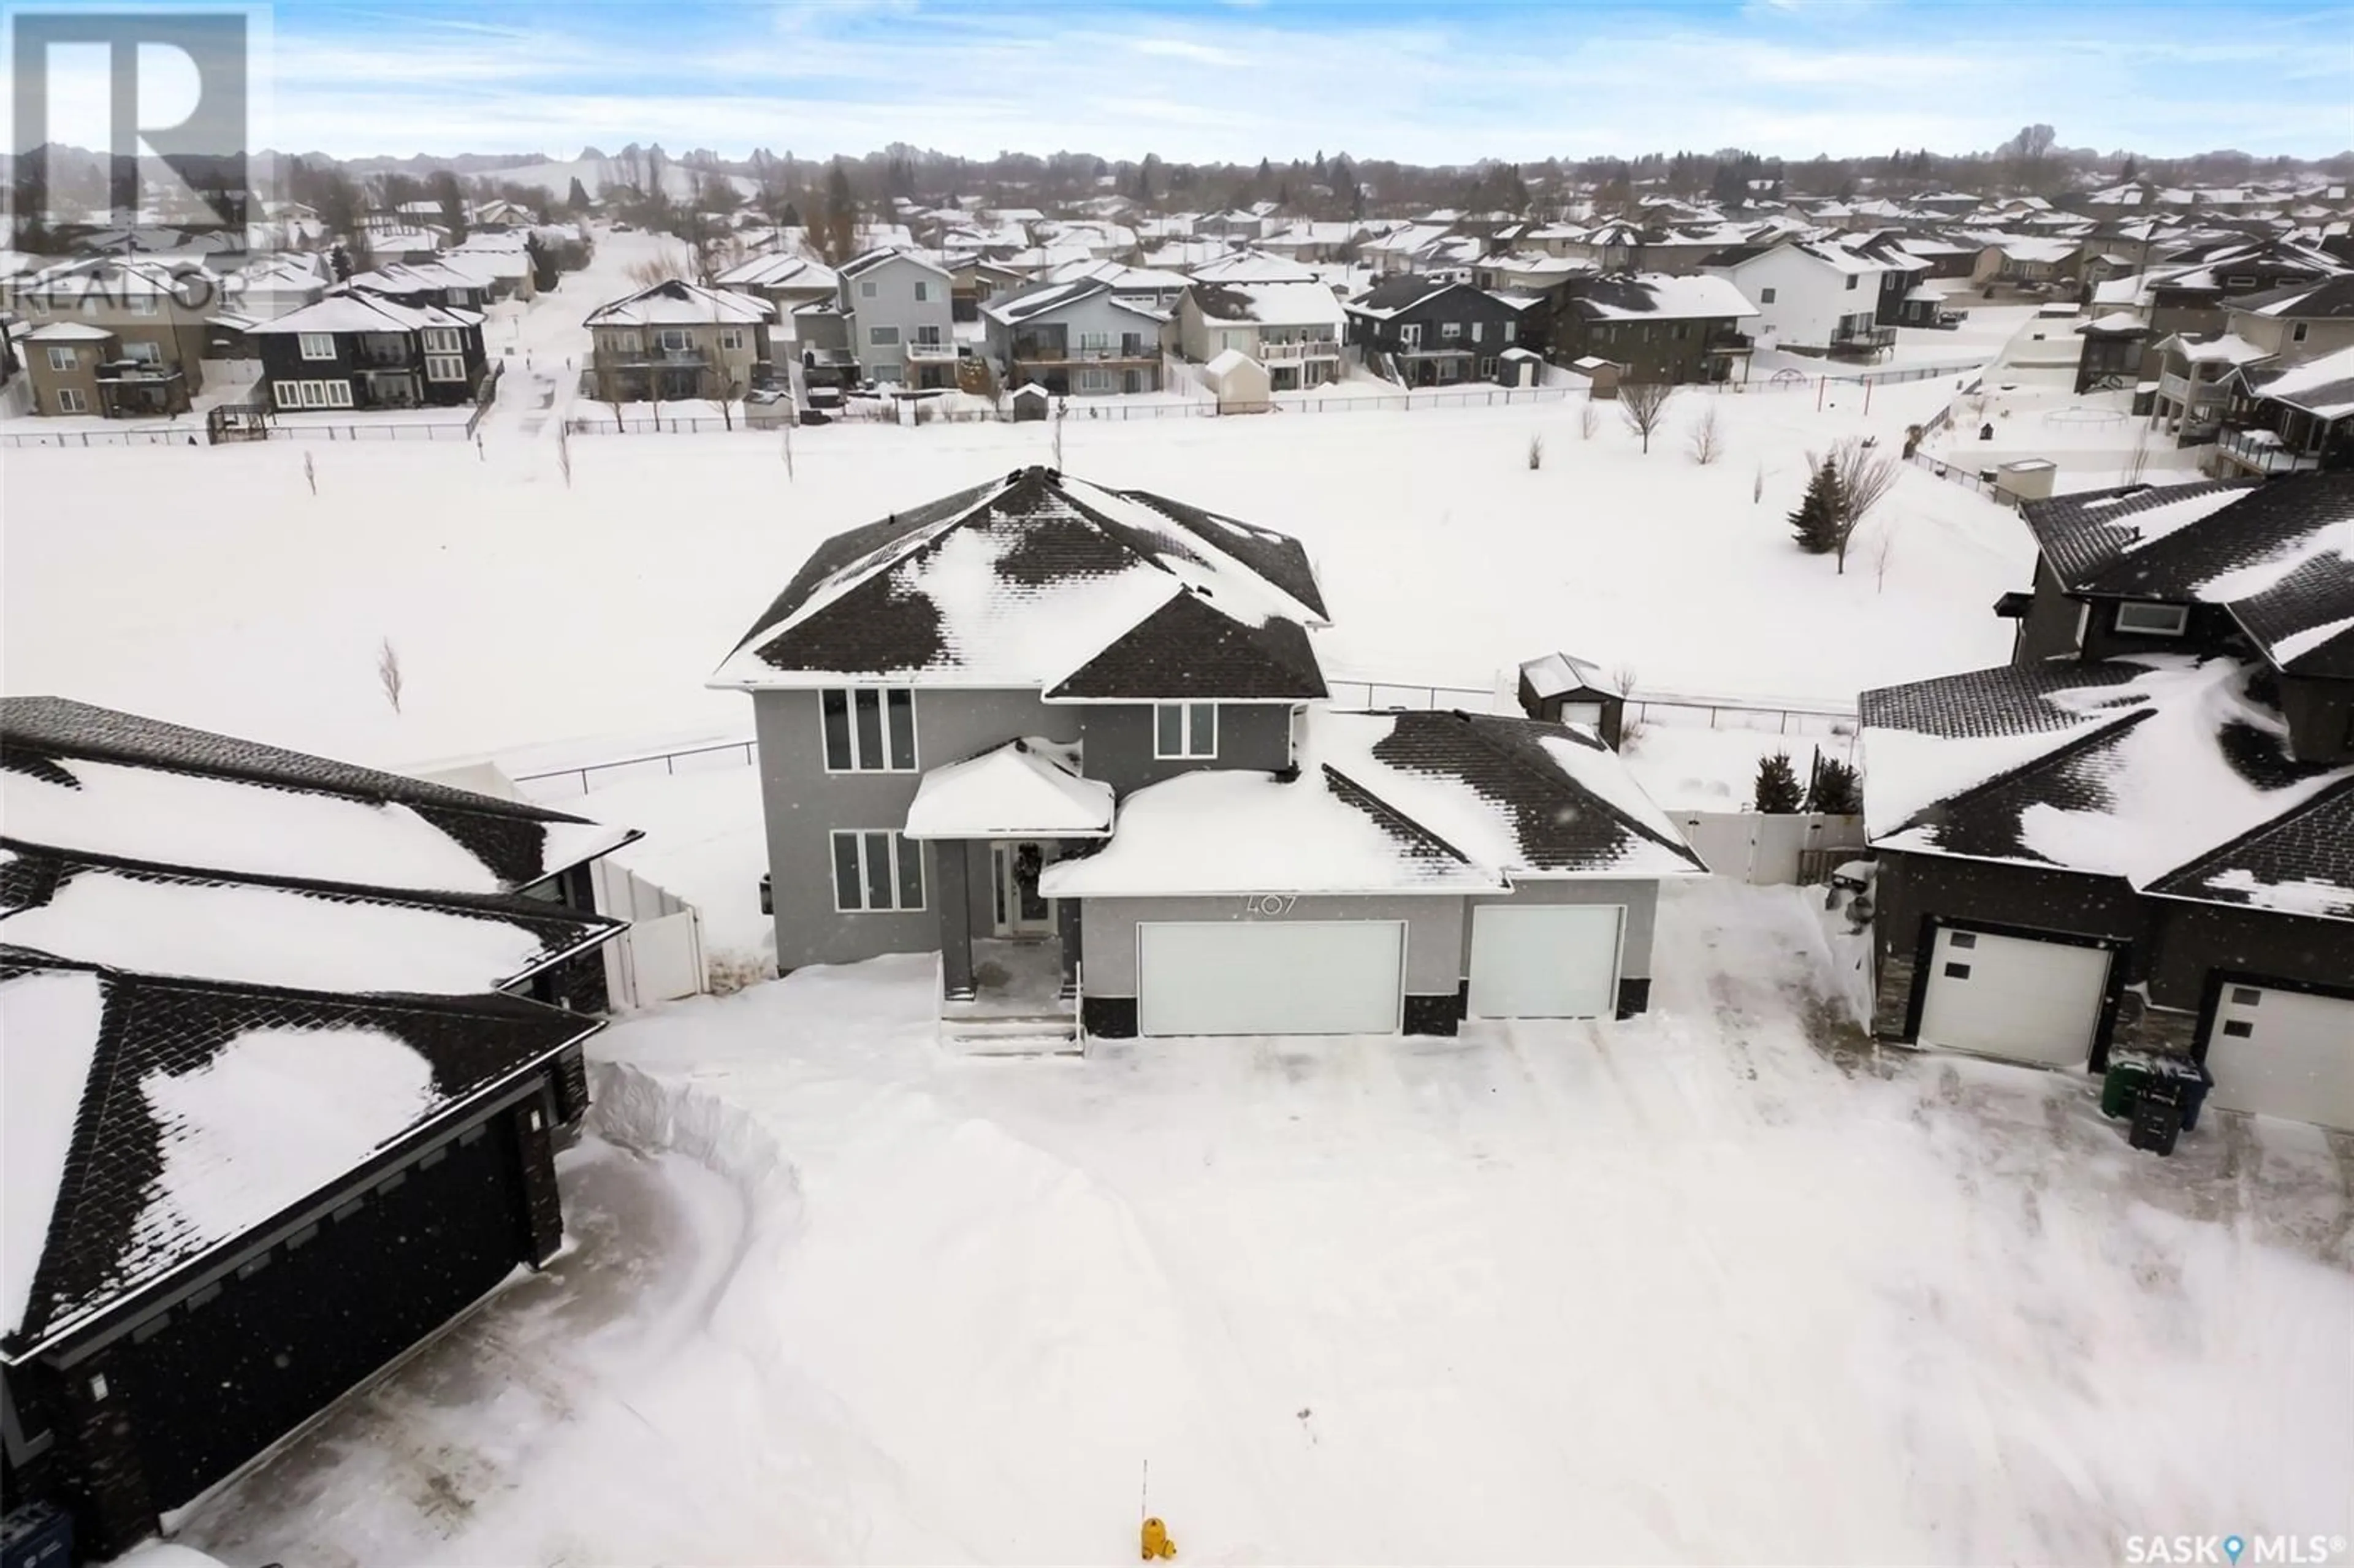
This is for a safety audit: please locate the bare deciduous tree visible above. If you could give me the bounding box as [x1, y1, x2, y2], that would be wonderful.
[1687, 402, 1724, 465]
[780, 417, 796, 481]
[1618, 380, 1675, 454]
[556, 424, 573, 488]
[1527, 433, 1544, 470]
[2120, 432, 2152, 485]
[376, 637, 405, 714]
[1752, 460, 1766, 504]
[302, 451, 316, 495]
[1051, 398, 1067, 470]
[1577, 397, 1599, 440]
[1808, 435, 1902, 574]
[1870, 519, 1900, 592]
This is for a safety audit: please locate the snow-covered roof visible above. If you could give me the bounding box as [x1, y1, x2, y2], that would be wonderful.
[1861, 656, 2354, 919]
[1204, 347, 1259, 376]
[1555, 273, 1758, 322]
[839, 245, 951, 281]
[1519, 650, 1609, 699]
[711, 468, 1330, 695]
[903, 737, 1114, 840]
[584, 278, 773, 328]
[2075, 311, 2149, 335]
[1040, 707, 1703, 898]
[707, 250, 836, 289]
[1189, 280, 1346, 329]
[2236, 342, 2354, 421]
[24, 321, 115, 341]
[1186, 249, 1319, 284]
[245, 288, 481, 335]
[2157, 332, 2274, 367]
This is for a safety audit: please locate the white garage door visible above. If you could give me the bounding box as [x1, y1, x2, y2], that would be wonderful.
[1916, 926, 2110, 1068]
[1468, 904, 1623, 1019]
[2203, 983, 2354, 1131]
[1137, 921, 1404, 1037]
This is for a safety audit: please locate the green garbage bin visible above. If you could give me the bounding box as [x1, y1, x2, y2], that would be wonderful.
[2102, 1051, 2159, 1119]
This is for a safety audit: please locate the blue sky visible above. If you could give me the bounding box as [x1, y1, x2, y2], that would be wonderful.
[23, 0, 2354, 164]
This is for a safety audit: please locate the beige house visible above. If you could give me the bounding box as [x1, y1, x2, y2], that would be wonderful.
[14, 260, 213, 417]
[582, 278, 775, 403]
[1177, 281, 1346, 391]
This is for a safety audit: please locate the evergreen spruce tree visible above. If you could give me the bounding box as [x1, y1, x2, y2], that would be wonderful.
[1753, 752, 1805, 814]
[1789, 459, 1846, 554]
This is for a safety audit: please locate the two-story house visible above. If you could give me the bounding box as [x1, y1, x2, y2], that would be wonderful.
[839, 247, 957, 388]
[1540, 273, 1758, 385]
[1178, 281, 1347, 390]
[982, 277, 1167, 397]
[248, 289, 490, 412]
[582, 279, 775, 403]
[1867, 473, 2354, 1132]
[1700, 240, 1892, 358]
[345, 260, 493, 313]
[710, 468, 1705, 1047]
[15, 259, 213, 418]
[2207, 276, 2354, 474]
[1343, 278, 1529, 386]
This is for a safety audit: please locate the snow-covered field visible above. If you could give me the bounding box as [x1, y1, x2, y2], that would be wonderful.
[166, 880, 2354, 1566]
[1, 371, 2028, 777]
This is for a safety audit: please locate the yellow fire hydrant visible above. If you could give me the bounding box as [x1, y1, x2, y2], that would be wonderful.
[1140, 1516, 1177, 1560]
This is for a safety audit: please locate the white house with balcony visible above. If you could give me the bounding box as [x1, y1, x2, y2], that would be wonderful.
[1178, 280, 1347, 390]
[1701, 239, 1892, 357]
[839, 247, 958, 388]
[582, 279, 775, 403]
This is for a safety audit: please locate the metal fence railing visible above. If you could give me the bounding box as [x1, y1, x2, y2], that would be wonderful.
[511, 736, 760, 798]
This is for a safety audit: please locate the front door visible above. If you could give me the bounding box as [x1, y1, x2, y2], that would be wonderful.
[992, 840, 1053, 936]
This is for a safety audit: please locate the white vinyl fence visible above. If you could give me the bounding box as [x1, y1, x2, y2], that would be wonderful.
[591, 859, 708, 1008]
[1671, 812, 1866, 885]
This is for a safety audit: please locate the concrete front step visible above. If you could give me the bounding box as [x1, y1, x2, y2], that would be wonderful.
[939, 1013, 1083, 1056]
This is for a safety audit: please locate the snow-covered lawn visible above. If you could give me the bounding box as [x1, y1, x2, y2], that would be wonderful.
[165, 880, 2354, 1566]
[2, 371, 2030, 773]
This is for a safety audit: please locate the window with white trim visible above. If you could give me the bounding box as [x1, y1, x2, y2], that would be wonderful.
[273, 378, 355, 409]
[1760, 286, 1777, 304]
[860, 280, 878, 298]
[719, 328, 745, 351]
[1079, 367, 1113, 392]
[422, 327, 462, 354]
[2291, 321, 2309, 343]
[1154, 702, 1217, 759]
[121, 340, 161, 364]
[1441, 321, 1462, 339]
[2114, 599, 2188, 636]
[655, 328, 691, 352]
[1501, 321, 1516, 342]
[820, 687, 916, 771]
[45, 346, 77, 371]
[299, 332, 336, 360]
[1399, 323, 1422, 348]
[128, 295, 158, 316]
[913, 281, 930, 302]
[831, 831, 924, 912]
[425, 354, 466, 381]
[869, 325, 901, 346]
[1844, 274, 1859, 291]
[1078, 331, 1111, 352]
[913, 325, 945, 347]
[54, 387, 88, 414]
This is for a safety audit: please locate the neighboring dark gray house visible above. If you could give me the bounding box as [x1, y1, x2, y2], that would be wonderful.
[710, 468, 1705, 1046]
[1343, 278, 1529, 386]
[1862, 473, 2354, 1131]
[0, 698, 637, 1557]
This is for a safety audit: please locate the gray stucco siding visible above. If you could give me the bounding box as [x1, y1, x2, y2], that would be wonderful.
[1461, 878, 1661, 981]
[1074, 702, 1296, 798]
[1078, 894, 1466, 998]
[754, 687, 1076, 967]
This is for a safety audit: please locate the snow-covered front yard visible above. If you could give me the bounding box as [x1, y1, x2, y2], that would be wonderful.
[166, 881, 2353, 1567]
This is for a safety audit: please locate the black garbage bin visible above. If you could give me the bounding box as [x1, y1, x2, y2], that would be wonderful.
[2129, 1079, 2185, 1156]
[2151, 1056, 2214, 1131]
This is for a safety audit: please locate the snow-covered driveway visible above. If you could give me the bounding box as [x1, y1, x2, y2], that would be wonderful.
[175, 882, 2353, 1566]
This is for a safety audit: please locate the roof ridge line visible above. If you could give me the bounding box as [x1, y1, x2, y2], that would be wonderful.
[1442, 713, 1704, 867]
[1319, 763, 1481, 869]
[1886, 704, 2152, 836]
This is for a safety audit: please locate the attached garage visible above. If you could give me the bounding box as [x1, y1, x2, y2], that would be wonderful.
[1137, 920, 1404, 1037]
[2201, 982, 2354, 1130]
[1915, 925, 2113, 1068]
[1467, 904, 1623, 1018]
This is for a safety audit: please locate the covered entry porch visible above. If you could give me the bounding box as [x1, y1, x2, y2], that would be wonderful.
[905, 737, 1113, 1049]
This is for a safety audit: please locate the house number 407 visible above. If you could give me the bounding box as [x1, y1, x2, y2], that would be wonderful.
[1244, 894, 1298, 915]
